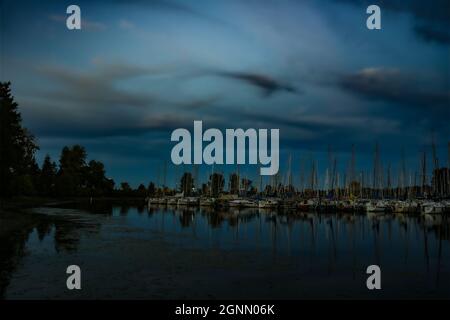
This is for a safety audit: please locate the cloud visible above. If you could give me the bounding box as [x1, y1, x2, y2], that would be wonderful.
[212, 71, 299, 97]
[97, 0, 235, 29]
[190, 105, 404, 155]
[338, 67, 450, 108]
[414, 25, 450, 45]
[22, 97, 189, 139]
[107, 0, 205, 15]
[236, 110, 399, 136]
[23, 62, 225, 139]
[35, 63, 163, 108]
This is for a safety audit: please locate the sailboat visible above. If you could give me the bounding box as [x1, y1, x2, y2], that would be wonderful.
[258, 198, 279, 208]
[421, 201, 445, 214]
[365, 200, 389, 213]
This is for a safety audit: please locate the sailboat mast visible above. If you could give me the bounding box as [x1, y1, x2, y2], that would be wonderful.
[432, 136, 439, 197]
[421, 151, 427, 197]
[350, 144, 356, 197]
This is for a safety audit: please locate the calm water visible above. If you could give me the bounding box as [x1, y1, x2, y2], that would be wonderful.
[1, 203, 449, 299]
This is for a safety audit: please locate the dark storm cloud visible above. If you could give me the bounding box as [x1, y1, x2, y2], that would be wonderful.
[199, 105, 402, 154]
[107, 0, 207, 15]
[35, 120, 181, 139]
[245, 111, 429, 155]
[36, 64, 157, 108]
[213, 71, 299, 97]
[176, 96, 222, 109]
[414, 25, 450, 45]
[24, 99, 189, 139]
[334, 0, 450, 45]
[338, 68, 450, 109]
[24, 63, 224, 139]
[35, 63, 223, 110]
[90, 0, 234, 29]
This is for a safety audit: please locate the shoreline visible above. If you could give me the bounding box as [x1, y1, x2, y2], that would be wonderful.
[0, 196, 146, 211]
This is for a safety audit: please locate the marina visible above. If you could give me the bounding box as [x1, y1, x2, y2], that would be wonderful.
[149, 142, 450, 217]
[148, 196, 450, 215]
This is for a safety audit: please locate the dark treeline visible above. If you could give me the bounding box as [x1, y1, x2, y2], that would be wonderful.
[0, 82, 154, 199]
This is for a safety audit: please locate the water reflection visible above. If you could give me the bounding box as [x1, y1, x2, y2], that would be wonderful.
[0, 208, 102, 298]
[1, 202, 449, 299]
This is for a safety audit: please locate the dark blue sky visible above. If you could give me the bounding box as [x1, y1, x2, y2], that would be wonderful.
[1, 0, 449, 188]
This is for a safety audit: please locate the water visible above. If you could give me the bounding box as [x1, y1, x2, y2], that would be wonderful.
[1, 203, 449, 299]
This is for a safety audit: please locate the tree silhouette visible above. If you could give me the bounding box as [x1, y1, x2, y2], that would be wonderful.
[147, 182, 156, 196]
[136, 184, 147, 197]
[86, 160, 115, 196]
[1, 83, 143, 199]
[56, 145, 87, 196]
[39, 154, 57, 196]
[120, 182, 133, 196]
[0, 82, 39, 197]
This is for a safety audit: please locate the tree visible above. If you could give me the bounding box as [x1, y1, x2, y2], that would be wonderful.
[85, 160, 114, 196]
[86, 160, 104, 194]
[0, 83, 117, 198]
[136, 184, 147, 197]
[56, 145, 87, 196]
[86, 160, 114, 196]
[39, 155, 57, 196]
[0, 82, 39, 196]
[54, 146, 115, 197]
[147, 182, 156, 196]
[119, 182, 132, 197]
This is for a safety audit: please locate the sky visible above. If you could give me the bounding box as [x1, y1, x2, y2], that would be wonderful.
[1, 0, 449, 188]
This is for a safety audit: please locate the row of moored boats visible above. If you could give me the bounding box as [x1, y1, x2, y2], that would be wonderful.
[147, 197, 450, 214]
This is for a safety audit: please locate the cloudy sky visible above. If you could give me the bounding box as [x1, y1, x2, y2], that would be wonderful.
[1, 0, 449, 187]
